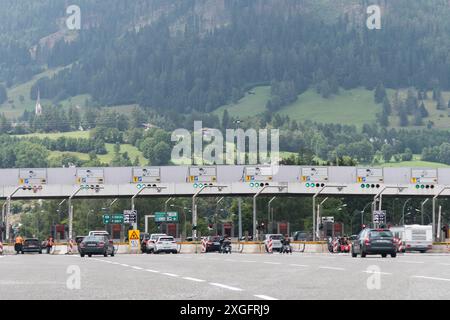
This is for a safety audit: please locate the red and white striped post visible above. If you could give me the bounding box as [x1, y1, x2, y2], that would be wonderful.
[267, 238, 273, 253]
[201, 238, 207, 253]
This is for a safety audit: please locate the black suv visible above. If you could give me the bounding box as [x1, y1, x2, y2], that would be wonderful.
[351, 228, 396, 258]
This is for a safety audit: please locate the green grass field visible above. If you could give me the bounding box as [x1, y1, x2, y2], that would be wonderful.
[0, 66, 72, 118]
[15, 130, 146, 166]
[13, 130, 90, 139]
[214, 86, 271, 118]
[278, 88, 384, 126]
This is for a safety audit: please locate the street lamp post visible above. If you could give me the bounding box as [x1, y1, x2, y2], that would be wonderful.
[421, 198, 429, 225]
[131, 185, 166, 230]
[401, 198, 412, 225]
[253, 185, 287, 241]
[268, 196, 277, 234]
[312, 185, 347, 241]
[192, 185, 227, 239]
[170, 204, 190, 240]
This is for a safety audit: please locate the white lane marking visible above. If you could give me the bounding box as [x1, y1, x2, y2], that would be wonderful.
[225, 259, 236, 262]
[398, 261, 424, 264]
[145, 269, 159, 273]
[132, 266, 143, 270]
[254, 295, 279, 300]
[319, 266, 345, 271]
[362, 270, 392, 275]
[209, 283, 243, 291]
[439, 263, 450, 266]
[290, 264, 309, 268]
[412, 276, 450, 282]
[183, 277, 206, 282]
[209, 258, 219, 261]
[242, 260, 256, 263]
[163, 273, 179, 277]
[263, 262, 281, 265]
[111, 262, 120, 265]
[121, 264, 130, 267]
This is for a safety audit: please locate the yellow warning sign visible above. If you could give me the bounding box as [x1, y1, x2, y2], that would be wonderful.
[128, 230, 140, 241]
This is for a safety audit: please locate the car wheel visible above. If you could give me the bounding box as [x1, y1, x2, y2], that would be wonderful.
[39, 250, 42, 254]
[361, 250, 366, 258]
[111, 250, 115, 257]
[21, 251, 24, 254]
[381, 253, 387, 258]
[80, 254, 85, 257]
[88, 254, 92, 257]
[351, 249, 357, 258]
[391, 252, 397, 258]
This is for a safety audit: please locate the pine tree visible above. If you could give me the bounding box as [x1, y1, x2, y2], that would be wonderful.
[374, 82, 387, 104]
[399, 107, 409, 127]
[419, 102, 429, 117]
[382, 97, 392, 115]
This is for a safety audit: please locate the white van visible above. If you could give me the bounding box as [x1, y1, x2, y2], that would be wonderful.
[390, 225, 432, 253]
[264, 234, 284, 252]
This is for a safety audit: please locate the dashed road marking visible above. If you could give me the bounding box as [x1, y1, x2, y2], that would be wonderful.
[319, 266, 345, 271]
[290, 264, 308, 268]
[362, 270, 392, 275]
[145, 269, 159, 273]
[163, 273, 179, 277]
[120, 264, 130, 267]
[412, 276, 450, 282]
[183, 277, 206, 282]
[398, 261, 424, 264]
[254, 294, 278, 300]
[132, 266, 143, 270]
[263, 262, 281, 265]
[209, 283, 243, 291]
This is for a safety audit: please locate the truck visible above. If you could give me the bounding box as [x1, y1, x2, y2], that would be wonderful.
[389, 225, 432, 253]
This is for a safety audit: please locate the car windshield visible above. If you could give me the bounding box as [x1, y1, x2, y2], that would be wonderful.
[159, 237, 174, 242]
[270, 235, 283, 240]
[209, 237, 220, 241]
[84, 236, 104, 241]
[370, 231, 393, 238]
[151, 234, 166, 240]
[25, 239, 39, 244]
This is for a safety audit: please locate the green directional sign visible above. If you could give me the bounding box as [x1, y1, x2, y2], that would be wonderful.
[166, 211, 179, 222]
[154, 212, 178, 223]
[103, 214, 124, 224]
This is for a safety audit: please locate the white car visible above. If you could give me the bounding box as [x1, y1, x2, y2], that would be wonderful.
[89, 230, 110, 238]
[264, 234, 283, 252]
[154, 236, 177, 254]
[390, 225, 432, 253]
[145, 233, 167, 253]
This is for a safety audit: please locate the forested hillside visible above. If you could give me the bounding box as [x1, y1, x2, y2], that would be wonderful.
[2, 0, 450, 113]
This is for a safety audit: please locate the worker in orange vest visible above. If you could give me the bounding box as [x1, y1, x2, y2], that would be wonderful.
[14, 235, 24, 254]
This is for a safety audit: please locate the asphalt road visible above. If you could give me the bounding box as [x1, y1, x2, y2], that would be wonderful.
[1, 252, 450, 300]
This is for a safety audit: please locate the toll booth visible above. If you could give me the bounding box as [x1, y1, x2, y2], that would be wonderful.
[111, 224, 121, 240]
[277, 222, 290, 236]
[166, 223, 178, 238]
[221, 222, 234, 237]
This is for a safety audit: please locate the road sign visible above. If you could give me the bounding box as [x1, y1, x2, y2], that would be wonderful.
[128, 230, 140, 249]
[132, 167, 160, 183]
[19, 169, 47, 185]
[103, 214, 124, 224]
[189, 166, 217, 183]
[244, 166, 273, 182]
[373, 210, 386, 224]
[411, 169, 437, 184]
[321, 216, 334, 223]
[357, 168, 383, 183]
[123, 210, 137, 224]
[154, 212, 178, 223]
[166, 211, 178, 222]
[301, 167, 328, 182]
[76, 168, 104, 184]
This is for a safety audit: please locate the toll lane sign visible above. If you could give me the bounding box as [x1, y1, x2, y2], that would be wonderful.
[357, 168, 383, 183]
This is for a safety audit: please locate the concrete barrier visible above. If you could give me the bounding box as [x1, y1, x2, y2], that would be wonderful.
[9, 241, 449, 255]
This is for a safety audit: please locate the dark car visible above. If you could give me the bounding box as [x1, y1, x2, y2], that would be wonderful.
[21, 238, 42, 254]
[206, 236, 221, 252]
[293, 231, 313, 241]
[79, 235, 115, 257]
[351, 229, 397, 258]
